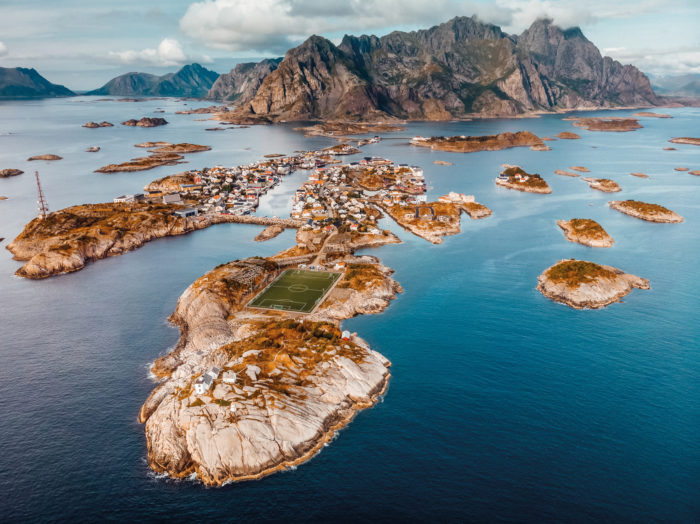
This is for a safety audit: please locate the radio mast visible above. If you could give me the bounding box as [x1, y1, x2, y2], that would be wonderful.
[35, 171, 49, 219]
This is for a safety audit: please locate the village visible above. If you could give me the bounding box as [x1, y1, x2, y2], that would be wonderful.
[108, 143, 480, 243]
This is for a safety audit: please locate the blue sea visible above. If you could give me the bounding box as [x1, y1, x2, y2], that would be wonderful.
[0, 98, 698, 522]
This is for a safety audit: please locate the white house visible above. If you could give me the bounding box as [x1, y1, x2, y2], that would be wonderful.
[194, 367, 221, 395]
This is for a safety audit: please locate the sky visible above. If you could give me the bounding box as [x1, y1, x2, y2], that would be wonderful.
[0, 0, 698, 90]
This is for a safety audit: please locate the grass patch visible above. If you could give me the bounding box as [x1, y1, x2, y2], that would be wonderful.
[546, 260, 616, 287]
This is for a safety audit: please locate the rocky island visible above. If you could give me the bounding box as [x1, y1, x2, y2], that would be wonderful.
[668, 137, 700, 146]
[633, 112, 671, 118]
[496, 166, 552, 194]
[570, 117, 642, 132]
[83, 121, 113, 128]
[121, 117, 168, 127]
[556, 131, 581, 139]
[609, 200, 683, 223]
[95, 143, 210, 173]
[630, 172, 649, 178]
[0, 168, 23, 178]
[6, 203, 217, 278]
[411, 131, 547, 153]
[557, 219, 614, 247]
[537, 259, 649, 309]
[581, 177, 621, 192]
[27, 154, 62, 161]
[554, 169, 580, 177]
[140, 254, 400, 485]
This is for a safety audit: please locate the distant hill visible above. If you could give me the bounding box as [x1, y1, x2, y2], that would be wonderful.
[652, 74, 700, 98]
[0, 67, 74, 98]
[211, 16, 659, 122]
[87, 64, 219, 98]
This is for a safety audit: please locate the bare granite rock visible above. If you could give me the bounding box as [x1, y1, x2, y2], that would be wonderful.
[537, 259, 649, 309]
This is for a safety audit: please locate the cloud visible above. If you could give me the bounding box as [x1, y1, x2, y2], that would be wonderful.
[605, 46, 700, 75]
[107, 38, 189, 66]
[178, 0, 671, 53]
[179, 0, 467, 53]
[0, 41, 7, 57]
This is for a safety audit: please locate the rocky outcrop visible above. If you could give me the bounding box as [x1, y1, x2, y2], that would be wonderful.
[557, 219, 614, 247]
[537, 259, 649, 309]
[571, 117, 642, 132]
[6, 203, 222, 278]
[581, 177, 621, 192]
[83, 121, 113, 128]
[0, 67, 74, 98]
[633, 112, 671, 118]
[96, 143, 209, 173]
[87, 64, 219, 98]
[412, 131, 545, 152]
[669, 137, 700, 146]
[214, 16, 658, 122]
[121, 117, 168, 127]
[496, 165, 552, 194]
[140, 257, 398, 485]
[27, 154, 62, 161]
[609, 200, 683, 223]
[0, 169, 23, 178]
[556, 131, 580, 139]
[380, 201, 476, 244]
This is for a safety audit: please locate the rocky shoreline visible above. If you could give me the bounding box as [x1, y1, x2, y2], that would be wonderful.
[6, 203, 231, 278]
[411, 131, 547, 153]
[609, 200, 683, 223]
[557, 219, 614, 247]
[537, 259, 649, 309]
[581, 177, 621, 193]
[140, 252, 401, 485]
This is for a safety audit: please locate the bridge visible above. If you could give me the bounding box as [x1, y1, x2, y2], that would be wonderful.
[210, 214, 306, 229]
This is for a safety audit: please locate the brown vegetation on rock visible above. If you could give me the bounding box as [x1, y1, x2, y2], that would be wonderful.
[27, 154, 62, 161]
[557, 219, 614, 247]
[668, 137, 700, 146]
[0, 168, 23, 178]
[414, 131, 546, 153]
[571, 117, 642, 132]
[609, 200, 683, 223]
[556, 131, 581, 139]
[537, 259, 649, 309]
[581, 177, 621, 193]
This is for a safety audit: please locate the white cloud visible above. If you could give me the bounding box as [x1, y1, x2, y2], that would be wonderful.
[179, 0, 469, 52]
[108, 38, 188, 66]
[605, 46, 700, 75]
[178, 0, 671, 53]
[0, 41, 7, 57]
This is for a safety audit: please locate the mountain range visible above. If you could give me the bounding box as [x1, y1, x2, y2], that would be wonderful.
[0, 16, 676, 119]
[0, 67, 74, 98]
[211, 17, 660, 122]
[651, 73, 700, 98]
[86, 63, 218, 97]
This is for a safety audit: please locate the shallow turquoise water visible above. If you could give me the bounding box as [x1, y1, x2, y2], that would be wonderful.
[0, 98, 698, 522]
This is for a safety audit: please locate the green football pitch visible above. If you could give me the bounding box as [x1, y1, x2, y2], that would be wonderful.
[248, 269, 341, 313]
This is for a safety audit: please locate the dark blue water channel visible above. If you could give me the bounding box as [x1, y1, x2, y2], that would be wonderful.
[0, 98, 698, 522]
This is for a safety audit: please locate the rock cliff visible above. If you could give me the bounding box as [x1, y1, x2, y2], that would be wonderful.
[212, 16, 658, 122]
[207, 59, 281, 104]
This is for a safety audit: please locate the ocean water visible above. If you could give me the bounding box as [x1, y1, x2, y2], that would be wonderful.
[0, 98, 699, 522]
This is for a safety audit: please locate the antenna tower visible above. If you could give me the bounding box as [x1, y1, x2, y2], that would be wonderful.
[35, 171, 49, 219]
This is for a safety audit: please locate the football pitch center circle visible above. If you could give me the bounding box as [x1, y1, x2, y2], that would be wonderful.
[287, 283, 310, 293]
